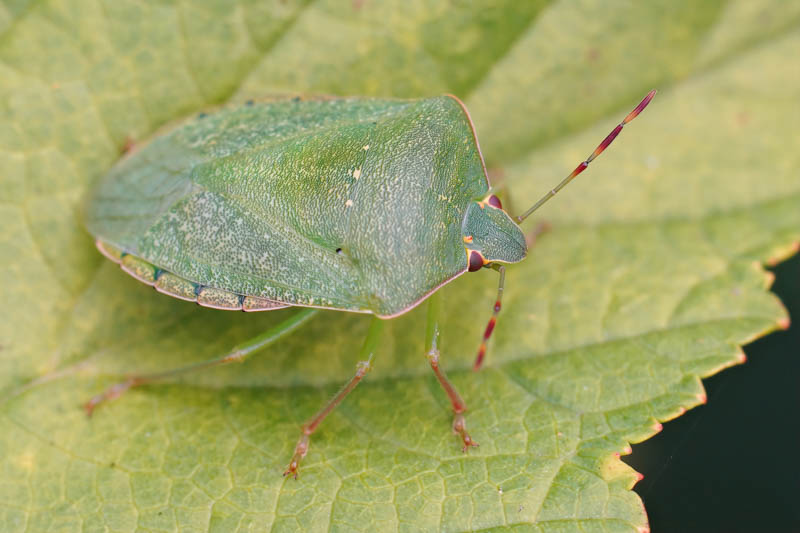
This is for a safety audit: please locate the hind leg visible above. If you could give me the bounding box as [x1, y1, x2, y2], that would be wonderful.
[84, 308, 318, 415]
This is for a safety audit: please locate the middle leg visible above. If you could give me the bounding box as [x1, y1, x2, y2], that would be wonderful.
[425, 292, 478, 451]
[283, 316, 385, 478]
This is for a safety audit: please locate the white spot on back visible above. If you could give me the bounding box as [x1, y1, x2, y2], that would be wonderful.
[353, 168, 361, 180]
[363, 145, 369, 150]
[345, 199, 354, 207]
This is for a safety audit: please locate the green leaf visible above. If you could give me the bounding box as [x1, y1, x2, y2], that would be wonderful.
[1, 1, 797, 531]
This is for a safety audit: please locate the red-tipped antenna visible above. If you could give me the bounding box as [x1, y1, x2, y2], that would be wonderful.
[516, 90, 656, 223]
[473, 92, 656, 372]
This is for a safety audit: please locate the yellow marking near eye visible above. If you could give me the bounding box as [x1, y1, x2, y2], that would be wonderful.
[463, 235, 473, 244]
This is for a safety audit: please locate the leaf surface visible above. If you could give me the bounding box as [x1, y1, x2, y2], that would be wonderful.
[1, 1, 798, 531]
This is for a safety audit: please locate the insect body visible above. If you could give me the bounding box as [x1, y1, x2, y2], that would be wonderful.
[87, 97, 524, 317]
[85, 92, 655, 477]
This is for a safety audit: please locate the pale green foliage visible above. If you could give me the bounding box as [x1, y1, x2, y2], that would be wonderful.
[1, 1, 798, 532]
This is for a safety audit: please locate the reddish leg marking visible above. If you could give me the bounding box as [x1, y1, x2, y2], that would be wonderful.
[426, 293, 479, 451]
[473, 264, 506, 371]
[283, 317, 384, 479]
[283, 360, 372, 479]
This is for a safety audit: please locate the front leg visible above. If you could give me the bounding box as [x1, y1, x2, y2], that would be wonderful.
[425, 292, 479, 452]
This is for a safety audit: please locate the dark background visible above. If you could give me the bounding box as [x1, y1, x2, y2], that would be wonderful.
[624, 253, 800, 533]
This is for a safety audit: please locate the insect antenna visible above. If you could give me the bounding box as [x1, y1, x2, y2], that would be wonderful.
[474, 92, 656, 371]
[515, 90, 656, 223]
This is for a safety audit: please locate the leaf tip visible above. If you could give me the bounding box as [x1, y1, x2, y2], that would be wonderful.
[767, 241, 800, 266]
[778, 317, 791, 330]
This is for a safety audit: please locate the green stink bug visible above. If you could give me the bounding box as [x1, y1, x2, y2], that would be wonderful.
[85, 91, 656, 477]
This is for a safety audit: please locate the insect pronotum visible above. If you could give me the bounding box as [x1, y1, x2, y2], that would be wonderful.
[85, 90, 656, 477]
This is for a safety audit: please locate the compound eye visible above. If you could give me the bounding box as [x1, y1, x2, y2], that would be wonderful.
[468, 250, 486, 272]
[487, 194, 502, 209]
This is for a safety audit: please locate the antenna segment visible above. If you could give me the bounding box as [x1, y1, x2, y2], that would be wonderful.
[516, 90, 656, 223]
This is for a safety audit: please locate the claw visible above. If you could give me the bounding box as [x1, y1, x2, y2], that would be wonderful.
[453, 413, 479, 452]
[283, 434, 309, 479]
[282, 459, 300, 480]
[460, 432, 479, 453]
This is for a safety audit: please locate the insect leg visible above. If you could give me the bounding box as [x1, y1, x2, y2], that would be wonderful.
[425, 292, 479, 452]
[84, 308, 318, 415]
[472, 264, 506, 371]
[283, 316, 384, 479]
[470, 221, 547, 371]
